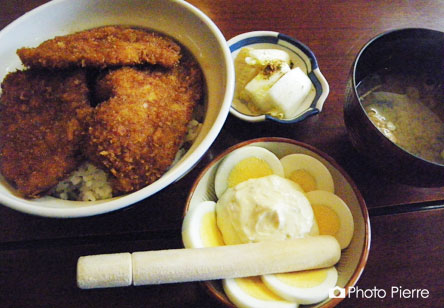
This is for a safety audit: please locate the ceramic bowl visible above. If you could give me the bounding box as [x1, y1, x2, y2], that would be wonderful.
[183, 137, 370, 307]
[227, 31, 329, 123]
[344, 28, 444, 187]
[0, 0, 235, 217]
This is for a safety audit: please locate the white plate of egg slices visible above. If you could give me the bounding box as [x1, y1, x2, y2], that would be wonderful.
[182, 137, 370, 308]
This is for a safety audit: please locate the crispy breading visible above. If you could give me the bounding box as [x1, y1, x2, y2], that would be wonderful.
[17, 26, 181, 69]
[0, 69, 92, 198]
[87, 54, 203, 193]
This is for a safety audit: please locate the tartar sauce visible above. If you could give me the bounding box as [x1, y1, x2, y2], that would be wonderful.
[215, 174, 315, 245]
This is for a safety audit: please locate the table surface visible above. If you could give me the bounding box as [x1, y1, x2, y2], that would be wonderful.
[1, 0, 443, 307]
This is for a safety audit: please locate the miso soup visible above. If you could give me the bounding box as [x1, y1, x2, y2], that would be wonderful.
[357, 70, 444, 164]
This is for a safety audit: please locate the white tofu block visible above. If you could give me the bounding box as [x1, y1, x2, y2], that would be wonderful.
[77, 252, 132, 289]
[245, 48, 291, 66]
[241, 62, 291, 112]
[266, 67, 313, 118]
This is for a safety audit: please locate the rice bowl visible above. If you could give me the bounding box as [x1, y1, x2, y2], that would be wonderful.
[0, 0, 235, 217]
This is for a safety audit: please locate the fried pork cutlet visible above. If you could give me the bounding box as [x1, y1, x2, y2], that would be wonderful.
[17, 26, 181, 70]
[87, 55, 203, 193]
[0, 69, 92, 198]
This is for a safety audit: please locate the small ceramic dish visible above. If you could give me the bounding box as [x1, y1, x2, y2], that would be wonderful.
[228, 31, 329, 123]
[183, 137, 370, 308]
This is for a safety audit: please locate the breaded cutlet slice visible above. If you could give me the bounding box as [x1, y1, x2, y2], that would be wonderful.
[17, 26, 181, 69]
[0, 69, 92, 198]
[87, 54, 203, 193]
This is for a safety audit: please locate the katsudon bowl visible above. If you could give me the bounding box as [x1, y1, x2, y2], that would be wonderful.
[0, 0, 235, 217]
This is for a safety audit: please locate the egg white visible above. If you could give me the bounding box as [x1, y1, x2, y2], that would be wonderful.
[262, 266, 338, 304]
[280, 154, 334, 193]
[214, 146, 284, 199]
[223, 277, 298, 308]
[182, 201, 224, 248]
[306, 190, 354, 249]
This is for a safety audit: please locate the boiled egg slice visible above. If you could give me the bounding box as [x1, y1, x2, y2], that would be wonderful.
[262, 266, 338, 304]
[214, 146, 284, 199]
[223, 277, 298, 308]
[280, 154, 334, 193]
[306, 190, 354, 249]
[182, 200, 297, 307]
[182, 201, 225, 248]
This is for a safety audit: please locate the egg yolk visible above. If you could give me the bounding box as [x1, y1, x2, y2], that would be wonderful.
[228, 157, 274, 188]
[275, 268, 329, 288]
[288, 169, 317, 192]
[312, 204, 340, 236]
[236, 277, 284, 301]
[274, 268, 329, 288]
[200, 212, 225, 247]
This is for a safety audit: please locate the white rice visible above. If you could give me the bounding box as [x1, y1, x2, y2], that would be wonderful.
[51, 119, 203, 202]
[50, 162, 113, 201]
